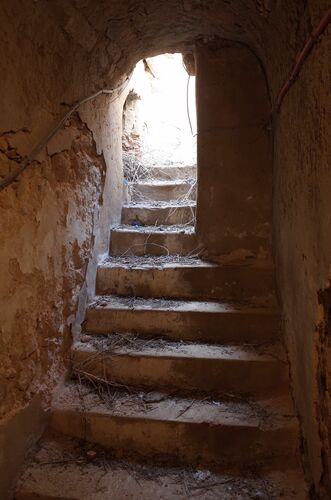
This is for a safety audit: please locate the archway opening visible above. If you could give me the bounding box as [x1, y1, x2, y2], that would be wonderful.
[122, 53, 196, 173]
[120, 52, 197, 232]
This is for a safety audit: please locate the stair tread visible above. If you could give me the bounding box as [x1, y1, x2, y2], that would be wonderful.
[73, 337, 286, 363]
[113, 224, 195, 234]
[153, 163, 197, 169]
[123, 200, 196, 208]
[130, 180, 195, 186]
[99, 255, 275, 270]
[53, 383, 295, 429]
[89, 295, 278, 313]
[100, 255, 216, 269]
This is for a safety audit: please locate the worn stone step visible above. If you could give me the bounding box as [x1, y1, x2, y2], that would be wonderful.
[15, 436, 307, 500]
[148, 164, 197, 181]
[84, 296, 279, 344]
[110, 225, 197, 256]
[129, 180, 196, 203]
[72, 339, 288, 398]
[50, 384, 298, 468]
[96, 256, 277, 304]
[121, 201, 196, 225]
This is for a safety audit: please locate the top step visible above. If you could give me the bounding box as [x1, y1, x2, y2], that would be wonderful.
[148, 164, 197, 181]
[129, 180, 196, 203]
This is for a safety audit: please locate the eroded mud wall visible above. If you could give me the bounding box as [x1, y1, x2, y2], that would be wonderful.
[0, 103, 127, 497]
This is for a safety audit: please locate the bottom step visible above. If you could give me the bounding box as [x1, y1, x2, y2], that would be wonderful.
[50, 383, 298, 468]
[15, 435, 307, 499]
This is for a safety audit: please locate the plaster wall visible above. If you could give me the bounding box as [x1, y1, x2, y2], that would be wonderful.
[0, 4, 127, 492]
[195, 42, 273, 262]
[272, 18, 331, 495]
[0, 0, 330, 497]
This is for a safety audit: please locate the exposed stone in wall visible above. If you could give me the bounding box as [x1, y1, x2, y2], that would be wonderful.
[0, 115, 106, 420]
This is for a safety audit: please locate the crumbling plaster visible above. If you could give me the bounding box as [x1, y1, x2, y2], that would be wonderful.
[0, 113, 111, 498]
[0, 115, 106, 414]
[0, 0, 330, 496]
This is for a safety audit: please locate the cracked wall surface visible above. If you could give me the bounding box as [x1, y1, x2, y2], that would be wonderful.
[0, 0, 330, 496]
[0, 116, 107, 419]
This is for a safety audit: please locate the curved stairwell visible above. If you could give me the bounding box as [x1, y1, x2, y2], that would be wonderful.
[15, 164, 307, 499]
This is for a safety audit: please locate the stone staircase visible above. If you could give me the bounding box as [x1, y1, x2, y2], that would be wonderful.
[15, 164, 307, 499]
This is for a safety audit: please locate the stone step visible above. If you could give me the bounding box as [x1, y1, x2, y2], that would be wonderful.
[110, 225, 197, 256]
[84, 296, 279, 344]
[72, 339, 288, 398]
[121, 201, 196, 225]
[96, 256, 277, 304]
[148, 164, 197, 181]
[50, 384, 298, 468]
[129, 180, 196, 203]
[15, 436, 307, 500]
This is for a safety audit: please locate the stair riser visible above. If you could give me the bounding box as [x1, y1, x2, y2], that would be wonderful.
[72, 348, 288, 397]
[96, 265, 277, 303]
[121, 205, 196, 226]
[149, 165, 197, 180]
[51, 409, 297, 467]
[129, 183, 196, 202]
[110, 230, 197, 256]
[84, 308, 279, 344]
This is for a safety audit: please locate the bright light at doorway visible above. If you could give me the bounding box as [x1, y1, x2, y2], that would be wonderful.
[124, 53, 197, 166]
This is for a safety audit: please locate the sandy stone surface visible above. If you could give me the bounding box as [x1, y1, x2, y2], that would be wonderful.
[15, 435, 308, 500]
[0, 0, 330, 496]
